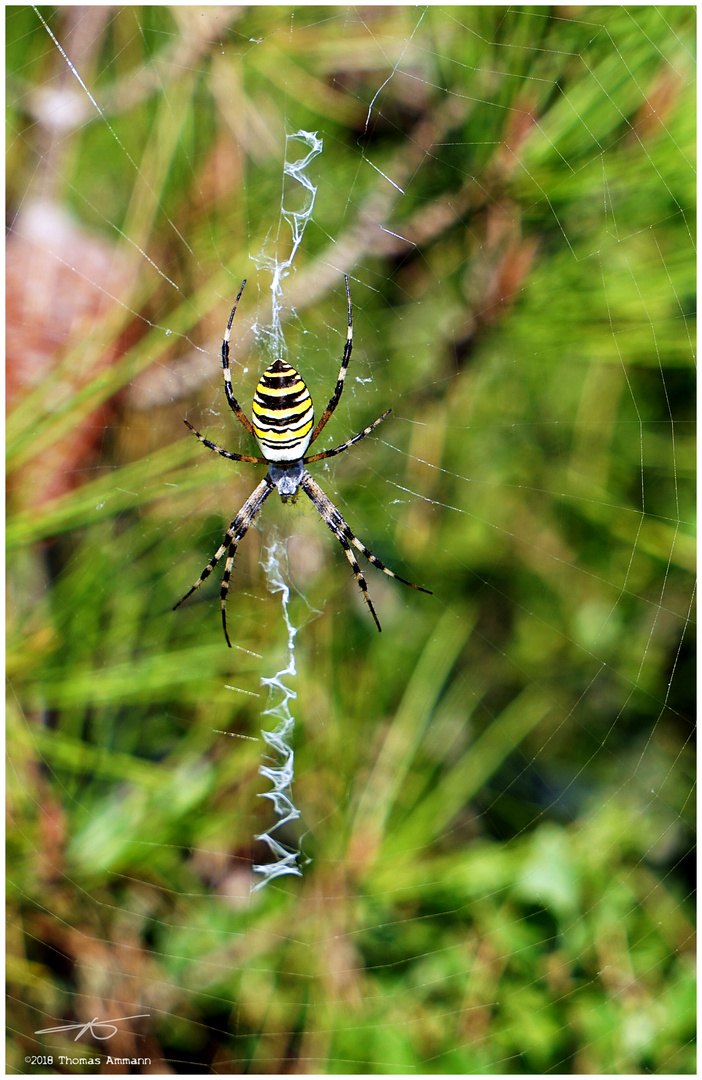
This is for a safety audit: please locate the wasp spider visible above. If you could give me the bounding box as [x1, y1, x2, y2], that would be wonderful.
[174, 276, 431, 647]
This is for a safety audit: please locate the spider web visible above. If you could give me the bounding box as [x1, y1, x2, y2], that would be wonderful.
[6, 6, 695, 1075]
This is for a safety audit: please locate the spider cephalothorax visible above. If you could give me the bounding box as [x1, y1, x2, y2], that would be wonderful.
[174, 276, 431, 646]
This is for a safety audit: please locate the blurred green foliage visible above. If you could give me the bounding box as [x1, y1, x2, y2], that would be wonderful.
[7, 6, 694, 1074]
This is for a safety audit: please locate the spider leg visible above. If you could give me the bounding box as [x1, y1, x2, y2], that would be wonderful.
[183, 419, 266, 464]
[346, 529, 433, 594]
[303, 410, 391, 464]
[308, 274, 353, 447]
[222, 280, 256, 438]
[301, 472, 431, 632]
[302, 472, 381, 631]
[174, 477, 273, 646]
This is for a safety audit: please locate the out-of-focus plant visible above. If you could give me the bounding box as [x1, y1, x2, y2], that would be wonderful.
[7, 6, 694, 1073]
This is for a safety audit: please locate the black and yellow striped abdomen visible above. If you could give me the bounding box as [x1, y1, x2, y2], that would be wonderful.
[252, 359, 315, 462]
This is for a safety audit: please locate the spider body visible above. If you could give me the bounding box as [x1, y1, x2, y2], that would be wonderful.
[174, 276, 431, 646]
[267, 459, 305, 502]
[252, 359, 315, 462]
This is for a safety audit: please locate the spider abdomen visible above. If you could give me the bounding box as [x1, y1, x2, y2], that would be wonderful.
[252, 359, 314, 462]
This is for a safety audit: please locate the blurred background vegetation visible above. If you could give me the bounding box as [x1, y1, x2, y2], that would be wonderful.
[7, 6, 695, 1074]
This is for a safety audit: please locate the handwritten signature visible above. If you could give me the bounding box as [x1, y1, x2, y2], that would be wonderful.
[35, 1015, 149, 1041]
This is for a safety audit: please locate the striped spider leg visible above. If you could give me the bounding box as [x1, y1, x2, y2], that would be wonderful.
[174, 477, 273, 648]
[299, 471, 431, 632]
[175, 275, 431, 645]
